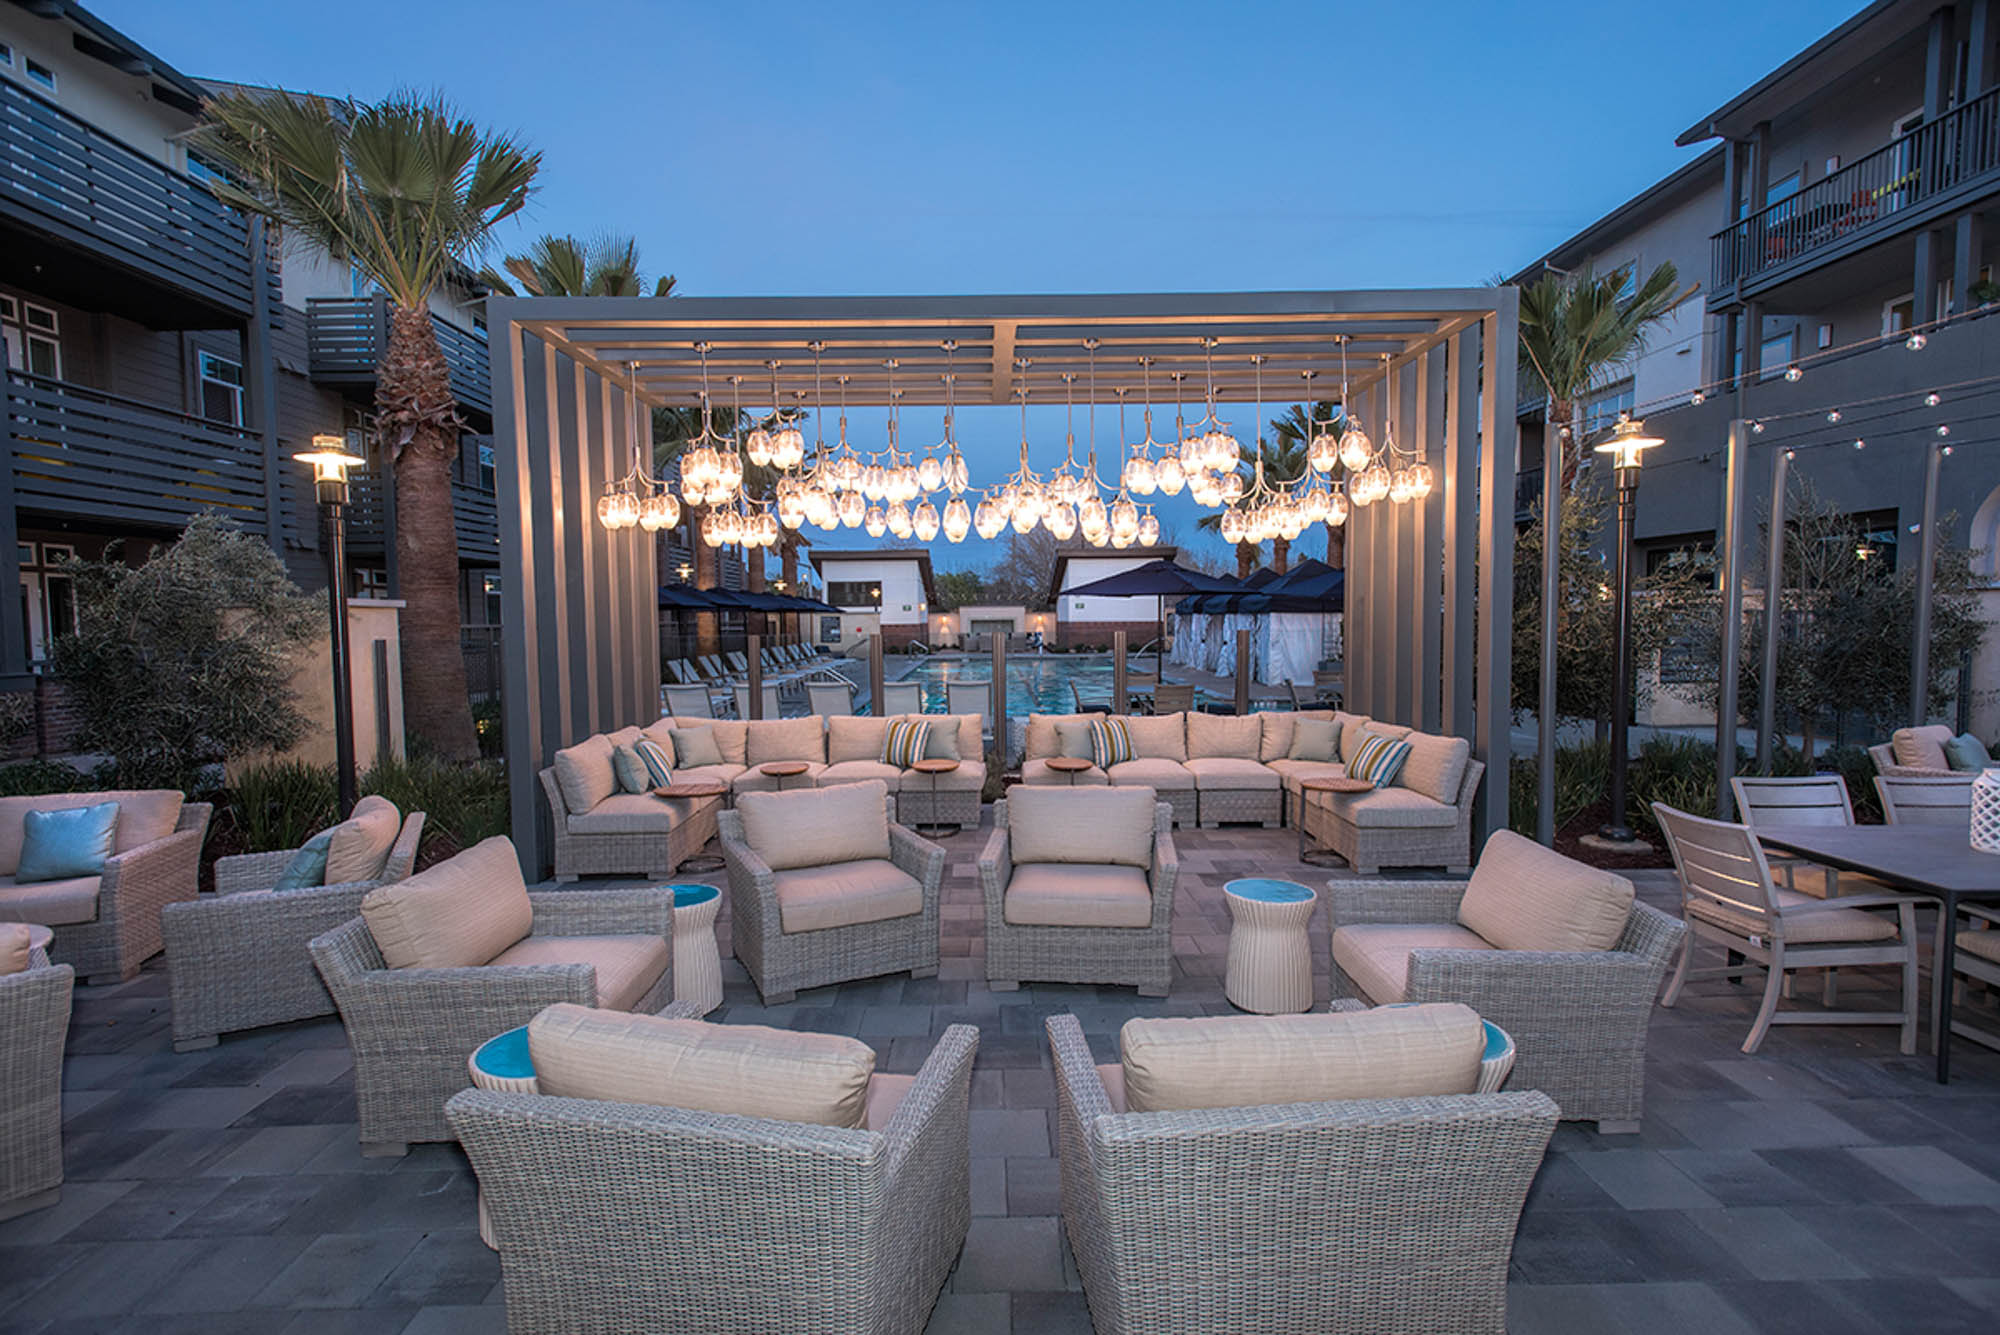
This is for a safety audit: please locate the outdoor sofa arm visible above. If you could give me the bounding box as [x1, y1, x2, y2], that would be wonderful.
[879, 1023, 979, 1185]
[1323, 877, 1468, 927]
[527, 888, 675, 941]
[1149, 821, 1179, 930]
[976, 824, 1013, 919]
[888, 822, 947, 899]
[718, 828, 782, 944]
[1046, 1012, 1114, 1133]
[214, 849, 298, 894]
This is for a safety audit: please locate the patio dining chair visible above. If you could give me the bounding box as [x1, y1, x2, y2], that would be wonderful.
[878, 681, 922, 715]
[1150, 682, 1195, 715]
[1068, 680, 1109, 715]
[663, 684, 716, 718]
[1875, 774, 1976, 825]
[1948, 902, 2000, 1052]
[807, 680, 855, 717]
[733, 683, 783, 720]
[946, 681, 991, 726]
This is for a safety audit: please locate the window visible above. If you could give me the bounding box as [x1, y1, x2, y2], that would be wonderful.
[1883, 295, 1914, 335]
[483, 573, 502, 625]
[18, 542, 77, 668]
[23, 58, 54, 93]
[352, 567, 389, 598]
[477, 440, 495, 491]
[184, 151, 231, 189]
[1579, 380, 1635, 438]
[1608, 263, 1638, 300]
[1737, 331, 1796, 381]
[1, 296, 61, 378]
[825, 581, 880, 609]
[197, 351, 244, 426]
[0, 41, 13, 67]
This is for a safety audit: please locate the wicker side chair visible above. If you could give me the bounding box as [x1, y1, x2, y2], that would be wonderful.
[1046, 1013, 1557, 1335]
[162, 811, 424, 1052]
[979, 792, 1178, 996]
[309, 878, 675, 1155]
[446, 1014, 978, 1335]
[0, 951, 73, 1222]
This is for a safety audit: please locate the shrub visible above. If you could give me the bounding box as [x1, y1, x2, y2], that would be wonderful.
[0, 759, 100, 797]
[472, 697, 504, 758]
[228, 759, 340, 853]
[363, 752, 508, 864]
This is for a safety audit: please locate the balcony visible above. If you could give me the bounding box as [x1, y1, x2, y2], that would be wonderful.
[1710, 84, 2000, 307]
[341, 439, 500, 565]
[307, 296, 493, 418]
[0, 77, 272, 326]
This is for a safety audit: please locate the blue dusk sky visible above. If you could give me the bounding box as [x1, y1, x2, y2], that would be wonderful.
[95, 0, 1869, 576]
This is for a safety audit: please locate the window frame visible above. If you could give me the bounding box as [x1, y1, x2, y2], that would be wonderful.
[22, 57, 55, 93]
[196, 350, 245, 426]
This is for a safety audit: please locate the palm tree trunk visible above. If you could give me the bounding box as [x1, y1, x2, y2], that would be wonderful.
[1236, 543, 1257, 580]
[381, 304, 476, 761]
[1325, 522, 1345, 569]
[1272, 537, 1290, 574]
[692, 506, 719, 659]
[1553, 401, 1582, 493]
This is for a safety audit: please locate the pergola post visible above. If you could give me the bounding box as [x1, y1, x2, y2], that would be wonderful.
[1537, 417, 1562, 845]
[1418, 346, 1447, 733]
[1715, 419, 1751, 820]
[1755, 447, 1791, 772]
[1910, 441, 1946, 726]
[1441, 325, 1479, 742]
[1392, 357, 1419, 725]
[1475, 296, 1519, 843]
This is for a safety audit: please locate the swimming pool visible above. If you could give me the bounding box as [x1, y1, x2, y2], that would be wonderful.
[896, 655, 1121, 716]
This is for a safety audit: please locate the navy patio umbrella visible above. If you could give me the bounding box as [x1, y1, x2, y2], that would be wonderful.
[1058, 559, 1244, 676]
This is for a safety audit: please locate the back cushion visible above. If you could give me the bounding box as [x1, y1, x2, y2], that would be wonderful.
[552, 734, 618, 815]
[0, 789, 184, 877]
[738, 781, 891, 871]
[675, 716, 749, 766]
[1259, 709, 1334, 763]
[1124, 712, 1188, 762]
[360, 835, 532, 969]
[529, 1003, 876, 1128]
[325, 794, 401, 884]
[0, 921, 32, 976]
[827, 715, 891, 764]
[1119, 1003, 1486, 1113]
[747, 715, 827, 765]
[1186, 710, 1262, 760]
[1007, 785, 1155, 868]
[1397, 733, 1472, 804]
[1287, 718, 1343, 762]
[946, 714, 983, 760]
[1891, 725, 1955, 771]
[1024, 713, 1091, 760]
[1340, 717, 1410, 763]
[1458, 830, 1635, 953]
[1053, 719, 1096, 759]
[919, 715, 962, 761]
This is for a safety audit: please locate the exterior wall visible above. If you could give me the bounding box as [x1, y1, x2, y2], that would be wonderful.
[814, 556, 930, 621]
[1053, 555, 1166, 632]
[0, 11, 193, 166]
[1056, 618, 1159, 650]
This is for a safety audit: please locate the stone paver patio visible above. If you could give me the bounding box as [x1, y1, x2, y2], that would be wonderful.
[5, 816, 1999, 1334]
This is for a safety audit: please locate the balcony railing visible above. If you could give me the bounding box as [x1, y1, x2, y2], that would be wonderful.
[1712, 84, 2000, 296]
[340, 454, 500, 562]
[307, 296, 493, 416]
[0, 77, 265, 318]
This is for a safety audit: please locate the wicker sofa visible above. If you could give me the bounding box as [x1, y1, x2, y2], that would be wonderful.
[0, 790, 211, 983]
[309, 836, 673, 1154]
[162, 800, 424, 1051]
[1326, 830, 1686, 1132]
[1869, 723, 1970, 778]
[446, 1003, 978, 1335]
[1, 925, 72, 1222]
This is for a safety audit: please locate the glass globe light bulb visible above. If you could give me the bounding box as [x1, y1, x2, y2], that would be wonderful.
[1328, 490, 1349, 525]
[1137, 513, 1160, 545]
[943, 496, 971, 542]
[1126, 456, 1156, 495]
[913, 501, 940, 541]
[887, 502, 913, 538]
[1112, 495, 1138, 534]
[1339, 427, 1373, 473]
[596, 489, 617, 528]
[1409, 461, 1434, 499]
[918, 455, 944, 492]
[838, 491, 866, 527]
[1010, 506, 1039, 535]
[745, 428, 773, 468]
[1045, 502, 1077, 541]
[1220, 472, 1244, 503]
[944, 450, 969, 493]
[864, 505, 888, 538]
[1156, 457, 1185, 495]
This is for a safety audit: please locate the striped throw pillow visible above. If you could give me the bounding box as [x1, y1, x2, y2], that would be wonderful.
[1089, 716, 1134, 769]
[634, 737, 675, 788]
[1347, 730, 1413, 789]
[881, 718, 932, 768]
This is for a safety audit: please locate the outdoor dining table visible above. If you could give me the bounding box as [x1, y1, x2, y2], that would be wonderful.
[1753, 824, 2000, 1083]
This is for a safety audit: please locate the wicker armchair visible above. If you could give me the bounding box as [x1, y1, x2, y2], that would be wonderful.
[1325, 872, 1684, 1132]
[162, 812, 424, 1051]
[1, 954, 72, 1221]
[446, 1014, 978, 1335]
[979, 793, 1178, 996]
[309, 885, 674, 1155]
[717, 784, 945, 1004]
[1046, 1013, 1557, 1335]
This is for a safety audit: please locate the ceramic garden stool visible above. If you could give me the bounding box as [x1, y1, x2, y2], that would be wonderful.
[1223, 877, 1318, 1014]
[668, 883, 724, 1016]
[467, 1025, 539, 1248]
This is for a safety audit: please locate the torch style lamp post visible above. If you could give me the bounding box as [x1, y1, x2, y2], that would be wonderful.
[1591, 416, 1663, 845]
[296, 435, 365, 818]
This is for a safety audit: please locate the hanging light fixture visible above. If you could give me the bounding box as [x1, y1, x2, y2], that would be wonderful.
[1334, 337, 1373, 473]
[1303, 369, 1340, 474]
[1155, 372, 1189, 496]
[1124, 359, 1160, 494]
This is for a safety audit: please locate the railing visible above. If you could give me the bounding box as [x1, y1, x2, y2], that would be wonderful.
[1712, 85, 2000, 294]
[462, 625, 503, 702]
[340, 467, 498, 561]
[5, 368, 275, 534]
[307, 296, 493, 416]
[0, 77, 261, 317]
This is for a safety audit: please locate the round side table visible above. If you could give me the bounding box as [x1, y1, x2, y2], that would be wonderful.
[759, 760, 811, 791]
[908, 758, 961, 836]
[666, 883, 724, 1016]
[1046, 756, 1093, 785]
[1222, 877, 1317, 1014]
[467, 1025, 539, 1249]
[1296, 776, 1372, 867]
[655, 780, 731, 871]
[24, 923, 52, 968]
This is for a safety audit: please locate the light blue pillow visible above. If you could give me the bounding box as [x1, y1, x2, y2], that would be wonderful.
[669, 727, 725, 769]
[273, 827, 336, 890]
[611, 744, 652, 794]
[1946, 732, 1993, 772]
[16, 802, 120, 883]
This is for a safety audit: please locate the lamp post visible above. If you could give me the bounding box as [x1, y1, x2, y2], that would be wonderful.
[296, 436, 366, 817]
[1592, 416, 1662, 846]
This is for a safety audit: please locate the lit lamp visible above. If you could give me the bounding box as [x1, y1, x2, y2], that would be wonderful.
[295, 434, 366, 817]
[1591, 415, 1663, 846]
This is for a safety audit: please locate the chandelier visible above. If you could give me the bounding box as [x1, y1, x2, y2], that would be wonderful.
[1216, 356, 1308, 547]
[1178, 339, 1241, 485]
[595, 362, 683, 533]
[673, 343, 743, 509]
[1340, 354, 1434, 508]
[745, 360, 806, 471]
[938, 341, 973, 542]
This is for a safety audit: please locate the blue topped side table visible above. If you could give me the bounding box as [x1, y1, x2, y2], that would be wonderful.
[667, 883, 723, 1016]
[1222, 878, 1318, 1014]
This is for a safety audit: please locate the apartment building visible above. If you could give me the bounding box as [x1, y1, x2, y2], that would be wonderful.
[0, 0, 502, 692]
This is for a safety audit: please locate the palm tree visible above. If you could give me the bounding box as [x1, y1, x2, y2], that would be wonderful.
[1269, 401, 1344, 569]
[480, 233, 675, 298]
[193, 89, 538, 762]
[1195, 425, 1313, 578]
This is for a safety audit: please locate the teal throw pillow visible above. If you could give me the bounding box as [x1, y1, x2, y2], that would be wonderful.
[273, 827, 336, 890]
[923, 719, 961, 761]
[16, 802, 120, 883]
[612, 744, 652, 794]
[669, 726, 725, 768]
[1287, 718, 1341, 763]
[1945, 732, 1994, 772]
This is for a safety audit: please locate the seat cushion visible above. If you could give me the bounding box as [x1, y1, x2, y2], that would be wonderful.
[1097, 1061, 1129, 1113]
[0, 789, 183, 876]
[1006, 786, 1156, 868]
[739, 781, 891, 871]
[568, 793, 690, 836]
[1117, 1003, 1486, 1113]
[325, 794, 401, 884]
[1456, 830, 1635, 953]
[1124, 712, 1187, 762]
[665, 763, 745, 789]
[746, 715, 828, 765]
[1958, 928, 2000, 965]
[1397, 732, 1472, 805]
[528, 1003, 875, 1127]
[487, 932, 669, 1011]
[0, 921, 31, 976]
[732, 762, 829, 795]
[360, 835, 532, 969]
[865, 1073, 916, 1130]
[1266, 759, 1348, 791]
[1341, 786, 1458, 828]
[1003, 862, 1152, 928]
[1183, 757, 1282, 791]
[552, 734, 618, 815]
[827, 715, 892, 764]
[1187, 710, 1261, 760]
[897, 761, 986, 794]
[817, 760, 906, 788]
[0, 873, 102, 926]
[1106, 758, 1195, 790]
[1688, 887, 1900, 945]
[1331, 922, 1494, 1003]
[1892, 724, 1956, 772]
[1260, 709, 1335, 763]
[1020, 757, 1107, 786]
[772, 859, 923, 933]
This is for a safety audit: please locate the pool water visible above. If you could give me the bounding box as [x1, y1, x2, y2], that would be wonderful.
[897, 655, 1126, 716]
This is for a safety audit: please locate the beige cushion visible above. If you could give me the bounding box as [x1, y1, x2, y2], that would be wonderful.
[324, 795, 401, 884]
[0, 921, 30, 975]
[641, 716, 679, 756]
[1186, 711, 1261, 760]
[1003, 862, 1152, 927]
[1020, 757, 1107, 785]
[0, 790, 184, 877]
[1118, 1004, 1486, 1113]
[674, 716, 749, 766]
[732, 762, 830, 795]
[817, 760, 906, 788]
[1892, 725, 1956, 772]
[934, 714, 984, 760]
[1053, 720, 1096, 759]
[747, 716, 827, 765]
[527, 1003, 875, 1128]
[1338, 716, 1380, 764]
[1106, 758, 1194, 790]
[1006, 786, 1156, 868]
[1956, 928, 2000, 965]
[0, 874, 101, 926]
[552, 735, 618, 815]
[1125, 712, 1188, 762]
[1183, 757, 1281, 790]
[1343, 787, 1458, 828]
[487, 933, 669, 1011]
[1023, 713, 1092, 761]
[773, 859, 923, 933]
[1398, 733, 1472, 805]
[666, 763, 745, 788]
[866, 1074, 916, 1131]
[898, 761, 985, 794]
[1457, 830, 1634, 953]
[1266, 759, 1348, 791]
[738, 781, 891, 872]
[1260, 709, 1335, 762]
[1332, 923, 1494, 1003]
[827, 715, 892, 764]
[360, 835, 532, 969]
[1097, 1061, 1128, 1112]
[1688, 887, 1900, 945]
[1285, 717, 1343, 763]
[568, 794, 689, 836]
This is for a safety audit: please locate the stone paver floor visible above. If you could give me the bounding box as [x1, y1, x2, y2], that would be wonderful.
[5, 815, 2000, 1333]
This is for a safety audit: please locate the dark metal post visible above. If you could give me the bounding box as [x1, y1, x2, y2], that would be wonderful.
[991, 634, 1008, 767]
[747, 631, 764, 719]
[1716, 420, 1750, 820]
[1755, 448, 1791, 772]
[1235, 628, 1251, 716]
[1910, 442, 1947, 726]
[1112, 630, 1128, 713]
[318, 476, 357, 818]
[1599, 461, 1640, 843]
[868, 632, 885, 717]
[1537, 417, 1561, 845]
